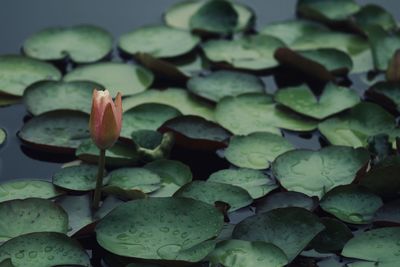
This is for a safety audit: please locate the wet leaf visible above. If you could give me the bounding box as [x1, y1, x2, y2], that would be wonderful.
[52, 164, 102, 192]
[255, 191, 318, 214]
[0, 180, 64, 203]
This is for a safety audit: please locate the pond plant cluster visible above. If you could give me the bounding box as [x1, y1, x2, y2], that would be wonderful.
[0, 0, 400, 266]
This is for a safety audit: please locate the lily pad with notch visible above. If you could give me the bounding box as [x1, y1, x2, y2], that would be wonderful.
[0, 55, 61, 96]
[255, 191, 318, 214]
[63, 62, 154, 97]
[272, 146, 370, 198]
[274, 83, 360, 120]
[23, 25, 113, 63]
[0, 180, 64, 203]
[52, 164, 104, 192]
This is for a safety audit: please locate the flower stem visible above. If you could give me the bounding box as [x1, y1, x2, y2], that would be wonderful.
[92, 148, 106, 210]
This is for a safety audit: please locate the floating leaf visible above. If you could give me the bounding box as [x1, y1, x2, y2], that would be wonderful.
[0, 259, 14, 267]
[18, 110, 90, 153]
[123, 88, 214, 121]
[187, 70, 264, 102]
[23, 25, 112, 63]
[0, 180, 63, 203]
[297, 0, 360, 22]
[0, 129, 5, 147]
[208, 239, 288, 267]
[272, 146, 370, 198]
[216, 93, 317, 135]
[319, 102, 400, 147]
[202, 35, 285, 71]
[353, 4, 397, 32]
[23, 81, 103, 116]
[52, 164, 102, 192]
[0, 55, 61, 96]
[233, 207, 324, 261]
[274, 83, 360, 120]
[96, 197, 223, 261]
[119, 25, 199, 58]
[132, 131, 174, 162]
[225, 132, 293, 170]
[208, 168, 277, 199]
[64, 62, 154, 96]
[174, 181, 253, 211]
[366, 82, 400, 112]
[342, 227, 400, 266]
[0, 232, 90, 267]
[255, 191, 317, 214]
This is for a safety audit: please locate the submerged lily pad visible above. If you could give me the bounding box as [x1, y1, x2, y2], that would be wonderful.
[319, 102, 400, 147]
[215, 93, 317, 135]
[255, 191, 318, 214]
[123, 88, 214, 121]
[187, 70, 264, 102]
[0, 198, 68, 242]
[274, 83, 360, 120]
[272, 146, 370, 198]
[0, 180, 64, 203]
[297, 0, 360, 22]
[208, 168, 277, 199]
[63, 62, 154, 96]
[0, 129, 5, 147]
[0, 232, 90, 267]
[24, 81, 103, 115]
[0, 55, 61, 96]
[233, 207, 324, 261]
[320, 185, 383, 224]
[374, 199, 400, 225]
[202, 35, 285, 71]
[342, 227, 400, 266]
[225, 132, 293, 170]
[119, 25, 199, 58]
[52, 164, 101, 192]
[23, 25, 112, 63]
[96, 197, 223, 261]
[208, 239, 288, 267]
[18, 110, 90, 153]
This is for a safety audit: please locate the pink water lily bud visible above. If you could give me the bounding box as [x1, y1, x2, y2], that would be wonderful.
[89, 89, 122, 149]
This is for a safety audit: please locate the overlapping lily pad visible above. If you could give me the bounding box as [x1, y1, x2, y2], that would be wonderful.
[119, 25, 199, 58]
[18, 110, 90, 153]
[297, 0, 360, 22]
[0, 232, 90, 267]
[272, 146, 370, 198]
[255, 191, 318, 214]
[24, 81, 103, 115]
[0, 180, 64, 203]
[63, 62, 154, 96]
[353, 4, 397, 32]
[215, 93, 317, 135]
[0, 198, 68, 242]
[274, 83, 360, 120]
[0, 55, 61, 96]
[52, 164, 102, 191]
[366, 82, 400, 112]
[96, 197, 224, 261]
[23, 25, 113, 63]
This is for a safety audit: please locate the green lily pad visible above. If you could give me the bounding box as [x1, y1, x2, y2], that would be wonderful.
[23, 25, 112, 63]
[320, 185, 383, 224]
[297, 0, 360, 22]
[215, 93, 317, 135]
[132, 131, 174, 162]
[174, 181, 252, 211]
[0, 129, 6, 146]
[0, 55, 61, 96]
[121, 103, 181, 140]
[23, 81, 103, 115]
[354, 4, 397, 32]
[274, 83, 360, 120]
[159, 115, 230, 150]
[52, 164, 102, 192]
[0, 232, 90, 267]
[208, 239, 288, 267]
[374, 199, 400, 225]
[104, 167, 161, 194]
[63, 62, 154, 96]
[310, 217, 353, 253]
[144, 159, 192, 197]
[202, 35, 285, 71]
[318, 102, 400, 147]
[0, 198, 68, 242]
[76, 139, 140, 167]
[0, 259, 14, 267]
[0, 180, 64, 203]
[208, 168, 277, 199]
[18, 110, 90, 153]
[187, 70, 264, 102]
[366, 82, 400, 112]
[360, 156, 400, 198]
[119, 25, 199, 58]
[96, 197, 223, 261]
[164, 0, 254, 33]
[342, 227, 400, 266]
[255, 191, 318, 214]
[225, 132, 294, 170]
[272, 146, 370, 198]
[131, 131, 163, 150]
[232, 207, 324, 261]
[123, 88, 214, 121]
